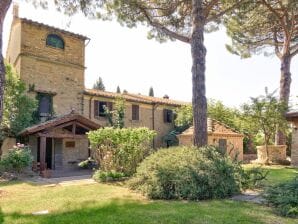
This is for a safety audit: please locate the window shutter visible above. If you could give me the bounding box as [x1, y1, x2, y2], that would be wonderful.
[163, 109, 167, 123]
[94, 100, 99, 117]
[132, 105, 139, 120]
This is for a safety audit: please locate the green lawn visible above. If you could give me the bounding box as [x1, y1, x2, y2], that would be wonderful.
[0, 166, 297, 224]
[243, 164, 298, 186]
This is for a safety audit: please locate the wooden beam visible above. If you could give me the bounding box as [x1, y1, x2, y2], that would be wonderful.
[75, 122, 91, 131]
[37, 133, 86, 139]
[72, 122, 77, 134]
[40, 136, 46, 172]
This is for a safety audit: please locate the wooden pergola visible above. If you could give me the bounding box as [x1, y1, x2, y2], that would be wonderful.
[20, 112, 100, 172]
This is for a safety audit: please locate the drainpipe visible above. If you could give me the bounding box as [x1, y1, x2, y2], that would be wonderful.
[89, 96, 94, 119]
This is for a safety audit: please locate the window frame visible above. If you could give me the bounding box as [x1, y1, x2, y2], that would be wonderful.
[46, 34, 65, 50]
[131, 104, 140, 121]
[163, 109, 173, 123]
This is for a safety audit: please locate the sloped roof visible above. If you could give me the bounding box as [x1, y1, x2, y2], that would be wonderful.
[20, 112, 100, 136]
[19, 17, 89, 40]
[179, 119, 244, 137]
[286, 111, 298, 121]
[84, 89, 189, 106]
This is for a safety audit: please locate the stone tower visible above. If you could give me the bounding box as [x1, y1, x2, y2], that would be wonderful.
[6, 5, 88, 120]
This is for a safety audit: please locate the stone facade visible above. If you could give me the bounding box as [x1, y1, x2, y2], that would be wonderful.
[256, 145, 287, 164]
[178, 120, 244, 161]
[286, 114, 298, 167]
[82, 94, 176, 148]
[6, 17, 86, 116]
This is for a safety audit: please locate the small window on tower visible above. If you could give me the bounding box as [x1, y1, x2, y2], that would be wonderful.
[46, 34, 65, 49]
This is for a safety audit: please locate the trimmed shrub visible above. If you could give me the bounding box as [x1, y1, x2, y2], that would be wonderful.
[0, 144, 33, 173]
[265, 178, 298, 217]
[129, 146, 248, 200]
[93, 170, 125, 182]
[88, 127, 156, 175]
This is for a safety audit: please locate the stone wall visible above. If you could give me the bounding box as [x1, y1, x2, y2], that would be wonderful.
[178, 133, 244, 161]
[290, 122, 298, 166]
[6, 18, 86, 116]
[62, 138, 89, 170]
[256, 145, 287, 164]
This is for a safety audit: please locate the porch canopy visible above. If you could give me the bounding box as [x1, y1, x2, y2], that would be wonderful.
[20, 112, 100, 171]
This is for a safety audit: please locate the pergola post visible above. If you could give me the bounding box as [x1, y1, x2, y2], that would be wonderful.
[40, 136, 47, 173]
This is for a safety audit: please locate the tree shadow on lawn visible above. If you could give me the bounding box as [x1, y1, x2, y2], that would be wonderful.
[2, 199, 293, 224]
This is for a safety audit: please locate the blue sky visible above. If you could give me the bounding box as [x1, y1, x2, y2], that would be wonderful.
[3, 1, 298, 108]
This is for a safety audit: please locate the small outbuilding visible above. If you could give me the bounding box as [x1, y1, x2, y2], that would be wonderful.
[178, 119, 244, 161]
[286, 111, 298, 166]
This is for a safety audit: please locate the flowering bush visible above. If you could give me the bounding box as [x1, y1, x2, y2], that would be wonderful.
[0, 143, 33, 173]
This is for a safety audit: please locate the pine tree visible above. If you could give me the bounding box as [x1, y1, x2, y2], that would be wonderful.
[149, 87, 154, 97]
[224, 0, 298, 144]
[116, 86, 121, 93]
[93, 76, 105, 91]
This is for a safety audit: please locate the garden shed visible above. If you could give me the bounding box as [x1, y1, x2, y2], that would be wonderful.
[178, 119, 244, 160]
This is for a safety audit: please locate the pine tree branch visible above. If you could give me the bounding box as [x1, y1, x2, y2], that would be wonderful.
[206, 0, 248, 23]
[139, 7, 190, 43]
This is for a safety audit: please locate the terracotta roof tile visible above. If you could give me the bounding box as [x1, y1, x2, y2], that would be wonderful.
[19, 17, 89, 40]
[84, 89, 189, 106]
[20, 112, 100, 136]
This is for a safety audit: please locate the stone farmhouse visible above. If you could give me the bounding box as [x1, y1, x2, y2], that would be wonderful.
[4, 6, 244, 173]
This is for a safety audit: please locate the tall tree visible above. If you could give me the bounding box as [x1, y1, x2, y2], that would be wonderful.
[149, 86, 154, 97]
[55, 0, 245, 147]
[0, 0, 12, 123]
[224, 0, 298, 144]
[116, 85, 121, 93]
[93, 76, 105, 90]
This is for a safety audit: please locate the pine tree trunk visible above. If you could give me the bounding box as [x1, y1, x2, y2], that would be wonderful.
[191, 0, 207, 147]
[275, 54, 292, 145]
[0, 0, 12, 123]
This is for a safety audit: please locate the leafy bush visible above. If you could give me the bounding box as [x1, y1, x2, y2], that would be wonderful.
[78, 157, 97, 169]
[0, 144, 33, 173]
[93, 170, 125, 182]
[129, 146, 250, 200]
[265, 178, 298, 218]
[88, 127, 156, 175]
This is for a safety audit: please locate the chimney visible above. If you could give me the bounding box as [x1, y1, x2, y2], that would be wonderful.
[13, 4, 19, 18]
[163, 94, 169, 99]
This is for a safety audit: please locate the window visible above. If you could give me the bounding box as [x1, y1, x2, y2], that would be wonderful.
[38, 93, 52, 117]
[98, 102, 107, 116]
[46, 34, 65, 49]
[132, 105, 139, 121]
[218, 139, 227, 154]
[94, 100, 113, 117]
[163, 109, 173, 123]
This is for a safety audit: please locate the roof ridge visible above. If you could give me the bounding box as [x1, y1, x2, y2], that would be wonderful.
[19, 17, 89, 40]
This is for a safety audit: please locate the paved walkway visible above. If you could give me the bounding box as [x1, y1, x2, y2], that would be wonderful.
[28, 175, 97, 186]
[231, 190, 265, 204]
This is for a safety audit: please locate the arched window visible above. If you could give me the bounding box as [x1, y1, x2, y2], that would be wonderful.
[46, 34, 64, 49]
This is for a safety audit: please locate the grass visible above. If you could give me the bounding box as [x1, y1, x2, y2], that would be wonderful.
[0, 183, 295, 224]
[243, 164, 298, 186]
[0, 165, 297, 224]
